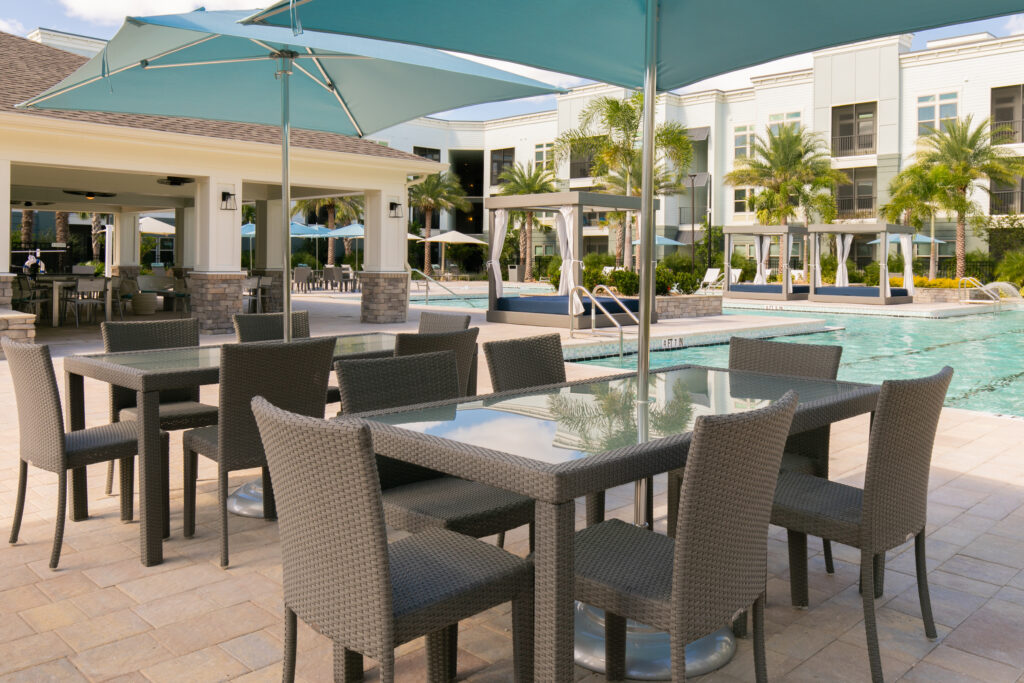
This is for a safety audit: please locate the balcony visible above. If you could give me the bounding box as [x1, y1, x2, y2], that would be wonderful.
[992, 120, 1024, 145]
[837, 194, 876, 219]
[831, 133, 875, 157]
[991, 189, 1024, 215]
[569, 160, 592, 179]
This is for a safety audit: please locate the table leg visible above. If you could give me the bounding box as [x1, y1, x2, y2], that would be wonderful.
[64, 372, 89, 521]
[534, 500, 575, 681]
[137, 390, 164, 566]
[51, 282, 61, 328]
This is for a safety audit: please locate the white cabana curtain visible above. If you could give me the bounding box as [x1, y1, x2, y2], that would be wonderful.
[899, 233, 915, 295]
[784, 234, 793, 294]
[881, 255, 891, 297]
[814, 234, 823, 287]
[488, 209, 509, 298]
[753, 235, 771, 284]
[835, 234, 854, 287]
[556, 206, 584, 314]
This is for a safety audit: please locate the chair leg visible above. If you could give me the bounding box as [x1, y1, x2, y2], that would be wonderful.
[787, 529, 809, 608]
[586, 491, 605, 527]
[9, 460, 27, 544]
[858, 553, 886, 599]
[50, 470, 68, 570]
[511, 593, 534, 683]
[71, 467, 88, 521]
[283, 607, 298, 683]
[670, 625, 687, 683]
[860, 549, 884, 683]
[261, 466, 277, 521]
[105, 461, 115, 496]
[496, 531, 505, 548]
[666, 469, 682, 538]
[426, 624, 457, 682]
[752, 593, 768, 682]
[162, 438, 171, 539]
[604, 611, 627, 682]
[915, 532, 938, 640]
[823, 539, 835, 574]
[732, 610, 748, 638]
[218, 469, 229, 568]
[528, 522, 535, 554]
[183, 449, 198, 538]
[333, 644, 364, 683]
[119, 457, 134, 522]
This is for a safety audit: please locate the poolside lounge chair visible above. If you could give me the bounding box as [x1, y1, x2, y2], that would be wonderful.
[252, 398, 534, 683]
[696, 268, 724, 294]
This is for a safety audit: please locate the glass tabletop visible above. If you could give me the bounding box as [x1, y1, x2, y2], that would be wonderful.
[79, 333, 396, 373]
[371, 366, 863, 464]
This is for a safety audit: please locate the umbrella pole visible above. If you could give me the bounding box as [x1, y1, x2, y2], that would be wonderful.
[280, 55, 293, 341]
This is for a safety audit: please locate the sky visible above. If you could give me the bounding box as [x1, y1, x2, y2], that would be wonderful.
[2, 1, 1024, 121]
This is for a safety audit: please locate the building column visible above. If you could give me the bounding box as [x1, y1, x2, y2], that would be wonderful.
[0, 159, 12, 306]
[189, 177, 244, 334]
[109, 212, 140, 279]
[253, 198, 286, 312]
[361, 186, 409, 323]
[173, 206, 197, 274]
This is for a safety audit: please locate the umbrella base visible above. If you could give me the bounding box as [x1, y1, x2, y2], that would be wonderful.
[226, 478, 266, 518]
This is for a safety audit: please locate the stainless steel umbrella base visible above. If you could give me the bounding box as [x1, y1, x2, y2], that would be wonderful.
[226, 478, 265, 518]
[574, 602, 735, 679]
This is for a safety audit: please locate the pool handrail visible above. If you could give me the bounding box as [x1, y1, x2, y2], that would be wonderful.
[591, 284, 641, 326]
[409, 268, 482, 308]
[569, 284, 634, 359]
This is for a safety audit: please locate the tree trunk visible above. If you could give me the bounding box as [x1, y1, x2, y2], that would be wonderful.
[626, 214, 635, 271]
[343, 238, 353, 262]
[55, 212, 70, 245]
[955, 212, 966, 280]
[20, 209, 34, 244]
[928, 213, 937, 281]
[524, 212, 534, 280]
[91, 213, 104, 261]
[326, 205, 336, 266]
[614, 220, 624, 267]
[423, 208, 433, 274]
[518, 218, 527, 274]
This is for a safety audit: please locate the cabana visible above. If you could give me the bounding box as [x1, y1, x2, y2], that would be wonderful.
[723, 224, 809, 301]
[808, 222, 915, 305]
[484, 192, 658, 328]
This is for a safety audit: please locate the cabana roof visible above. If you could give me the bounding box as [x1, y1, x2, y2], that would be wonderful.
[807, 222, 913, 235]
[483, 191, 658, 213]
[724, 224, 808, 236]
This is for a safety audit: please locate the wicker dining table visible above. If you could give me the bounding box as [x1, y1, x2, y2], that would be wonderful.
[358, 364, 880, 681]
[62, 332, 397, 567]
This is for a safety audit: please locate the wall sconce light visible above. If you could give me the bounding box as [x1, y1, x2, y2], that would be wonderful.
[389, 201, 403, 218]
[220, 191, 237, 211]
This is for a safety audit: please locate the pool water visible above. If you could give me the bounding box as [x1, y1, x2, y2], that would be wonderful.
[410, 284, 553, 309]
[578, 309, 1024, 417]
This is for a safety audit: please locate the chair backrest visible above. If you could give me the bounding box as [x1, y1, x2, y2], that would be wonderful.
[728, 336, 841, 380]
[418, 311, 471, 334]
[76, 277, 106, 295]
[137, 275, 174, 291]
[102, 319, 203, 417]
[120, 278, 140, 296]
[701, 268, 721, 285]
[483, 333, 566, 393]
[242, 276, 259, 290]
[293, 267, 311, 283]
[218, 338, 335, 471]
[71, 265, 94, 275]
[232, 311, 310, 342]
[672, 391, 797, 641]
[1, 338, 66, 472]
[252, 399, 394, 652]
[394, 328, 479, 397]
[151, 266, 166, 277]
[259, 276, 274, 288]
[862, 367, 953, 550]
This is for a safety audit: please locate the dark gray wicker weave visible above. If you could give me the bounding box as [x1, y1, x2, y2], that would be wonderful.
[418, 311, 471, 333]
[394, 328, 480, 397]
[336, 351, 535, 550]
[252, 398, 535, 683]
[772, 367, 952, 683]
[232, 311, 311, 341]
[574, 392, 797, 682]
[482, 333, 566, 393]
[3, 338, 169, 569]
[181, 337, 335, 567]
[101, 319, 218, 498]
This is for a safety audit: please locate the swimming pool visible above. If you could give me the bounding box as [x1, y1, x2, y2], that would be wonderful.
[578, 309, 1024, 417]
[410, 284, 553, 308]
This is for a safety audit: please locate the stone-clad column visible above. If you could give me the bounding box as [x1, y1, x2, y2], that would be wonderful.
[360, 187, 409, 323]
[252, 198, 286, 312]
[190, 177, 244, 333]
[0, 159, 12, 307]
[110, 212, 140, 279]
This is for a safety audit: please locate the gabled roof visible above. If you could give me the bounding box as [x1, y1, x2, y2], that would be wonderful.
[0, 30, 428, 163]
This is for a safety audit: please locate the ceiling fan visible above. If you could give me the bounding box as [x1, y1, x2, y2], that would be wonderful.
[63, 190, 116, 200]
[13, 200, 54, 207]
[156, 176, 195, 186]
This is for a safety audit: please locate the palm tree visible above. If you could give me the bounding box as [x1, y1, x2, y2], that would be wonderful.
[498, 162, 556, 279]
[914, 115, 1024, 279]
[90, 213, 105, 261]
[19, 209, 34, 245]
[55, 212, 70, 246]
[598, 158, 683, 268]
[408, 173, 471, 274]
[724, 123, 847, 227]
[554, 91, 693, 267]
[881, 163, 946, 280]
[291, 196, 363, 265]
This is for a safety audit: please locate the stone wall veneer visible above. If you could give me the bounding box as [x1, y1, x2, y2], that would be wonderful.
[655, 294, 723, 319]
[189, 272, 245, 334]
[360, 271, 409, 324]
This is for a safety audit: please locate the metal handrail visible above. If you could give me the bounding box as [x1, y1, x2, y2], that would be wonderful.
[591, 284, 641, 325]
[958, 276, 998, 302]
[568, 285, 636, 359]
[408, 268, 482, 307]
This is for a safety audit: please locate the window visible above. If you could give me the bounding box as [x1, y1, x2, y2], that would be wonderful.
[991, 85, 1024, 144]
[917, 92, 958, 135]
[733, 188, 751, 214]
[733, 125, 752, 159]
[490, 148, 515, 184]
[769, 111, 801, 135]
[570, 149, 595, 178]
[413, 146, 441, 162]
[534, 142, 554, 170]
[837, 167, 876, 217]
[831, 103, 876, 155]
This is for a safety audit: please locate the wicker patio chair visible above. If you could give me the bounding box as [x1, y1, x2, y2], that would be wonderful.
[232, 311, 311, 341]
[573, 391, 798, 682]
[418, 311, 470, 333]
[394, 327, 480, 397]
[182, 337, 336, 567]
[336, 351, 535, 550]
[3, 338, 169, 569]
[482, 333, 566, 393]
[772, 367, 953, 683]
[101, 319, 218, 499]
[252, 399, 534, 683]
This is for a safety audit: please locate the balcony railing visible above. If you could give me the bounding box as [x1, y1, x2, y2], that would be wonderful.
[831, 134, 875, 156]
[991, 120, 1024, 145]
[837, 195, 876, 218]
[991, 190, 1024, 215]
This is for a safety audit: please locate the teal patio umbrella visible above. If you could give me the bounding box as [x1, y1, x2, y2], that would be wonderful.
[632, 234, 686, 246]
[290, 222, 331, 266]
[867, 234, 946, 244]
[241, 222, 255, 267]
[19, 8, 561, 340]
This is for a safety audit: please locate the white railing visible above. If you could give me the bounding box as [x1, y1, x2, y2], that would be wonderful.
[409, 268, 482, 307]
[958, 277, 997, 302]
[568, 285, 637, 359]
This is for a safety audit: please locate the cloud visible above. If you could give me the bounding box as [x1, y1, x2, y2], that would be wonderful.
[0, 17, 26, 35]
[1006, 13, 1024, 35]
[58, 0, 257, 25]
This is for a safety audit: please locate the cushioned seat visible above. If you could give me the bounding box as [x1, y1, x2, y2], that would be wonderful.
[383, 477, 535, 539]
[120, 401, 219, 431]
[496, 294, 640, 315]
[181, 425, 218, 460]
[730, 284, 809, 294]
[814, 286, 908, 297]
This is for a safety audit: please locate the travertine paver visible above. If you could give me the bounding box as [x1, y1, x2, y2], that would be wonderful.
[1, 300, 1023, 680]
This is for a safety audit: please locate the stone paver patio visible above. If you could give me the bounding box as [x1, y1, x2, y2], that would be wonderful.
[2, 298, 1023, 681]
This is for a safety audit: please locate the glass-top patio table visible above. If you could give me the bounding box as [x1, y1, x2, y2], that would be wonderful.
[360, 364, 880, 681]
[62, 332, 396, 567]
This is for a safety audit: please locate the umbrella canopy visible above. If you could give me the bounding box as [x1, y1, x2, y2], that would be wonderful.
[138, 216, 176, 235]
[326, 223, 365, 238]
[632, 234, 686, 246]
[289, 222, 329, 237]
[867, 234, 946, 244]
[421, 231, 487, 245]
[240, 222, 256, 237]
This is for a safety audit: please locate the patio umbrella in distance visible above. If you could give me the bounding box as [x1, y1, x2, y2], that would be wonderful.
[18, 8, 562, 341]
[421, 230, 487, 274]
